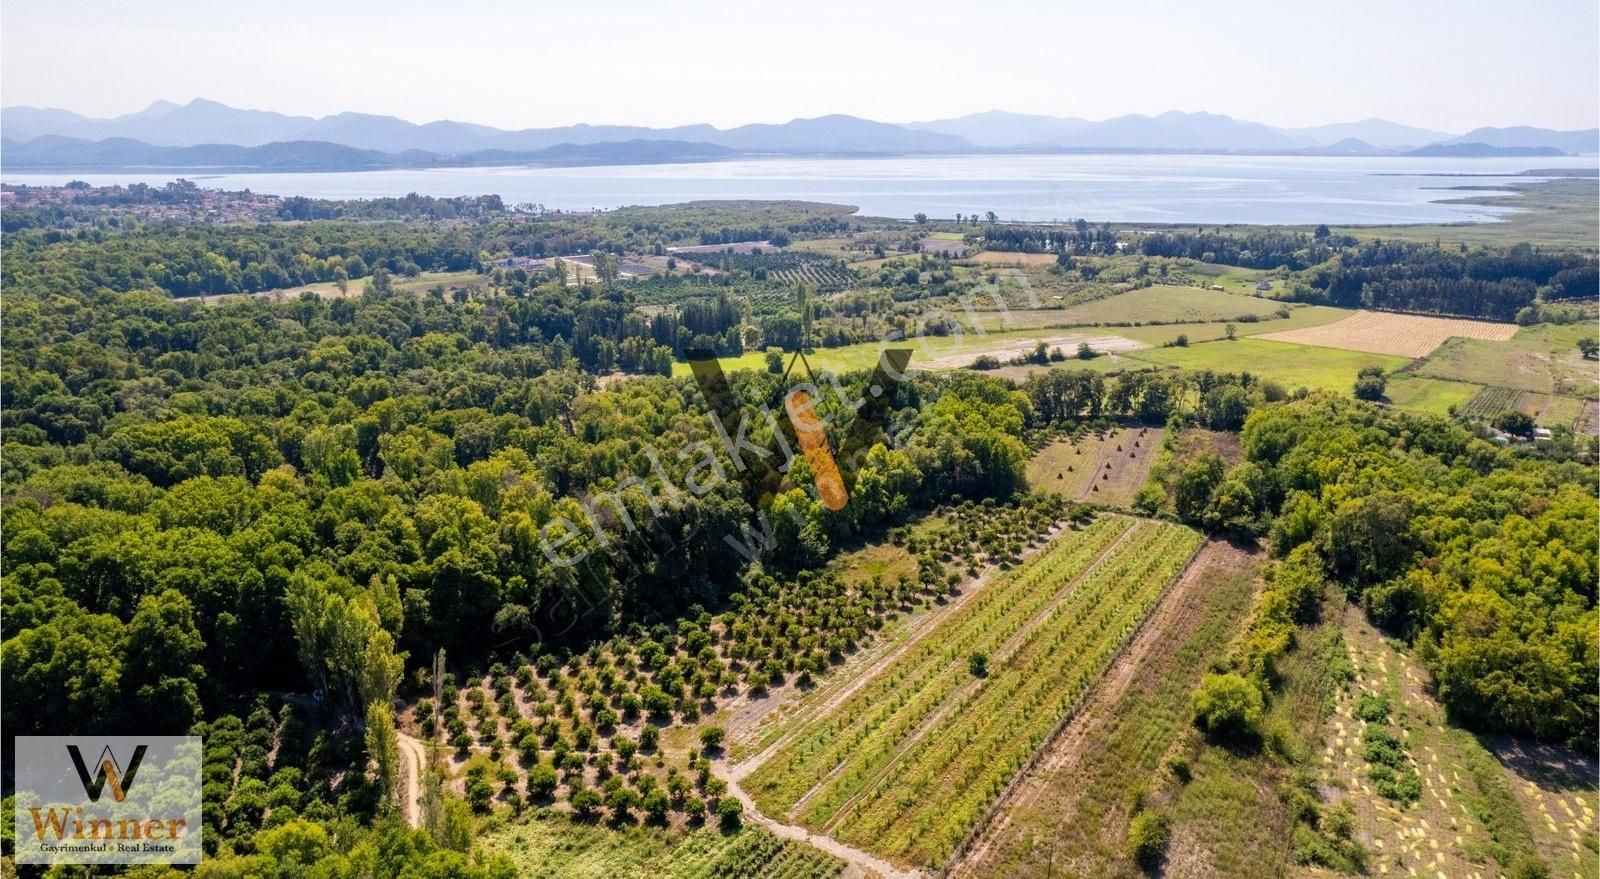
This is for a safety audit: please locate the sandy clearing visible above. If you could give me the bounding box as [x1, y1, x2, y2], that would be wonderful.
[1256, 310, 1516, 357]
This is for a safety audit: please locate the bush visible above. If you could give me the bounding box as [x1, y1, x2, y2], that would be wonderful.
[1353, 366, 1387, 401]
[526, 765, 558, 799]
[717, 796, 743, 829]
[1192, 673, 1264, 743]
[1126, 811, 1169, 869]
[1354, 693, 1390, 723]
[1166, 755, 1191, 784]
[968, 651, 989, 678]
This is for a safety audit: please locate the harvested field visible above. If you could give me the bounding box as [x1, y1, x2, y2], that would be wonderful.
[967, 251, 1061, 267]
[1578, 399, 1600, 435]
[1027, 426, 1163, 506]
[1256, 309, 1517, 357]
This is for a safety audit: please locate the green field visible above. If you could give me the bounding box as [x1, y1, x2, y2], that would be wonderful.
[746, 516, 1203, 868]
[1384, 375, 1485, 416]
[482, 819, 844, 879]
[671, 328, 1142, 378]
[212, 269, 487, 305]
[1412, 322, 1599, 398]
[1124, 338, 1411, 393]
[1043, 285, 1285, 324]
[1112, 304, 1350, 346]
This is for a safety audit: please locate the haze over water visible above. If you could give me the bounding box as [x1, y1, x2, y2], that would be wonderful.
[7, 153, 1596, 224]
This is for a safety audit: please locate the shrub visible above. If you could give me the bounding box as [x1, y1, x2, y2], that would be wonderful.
[1354, 693, 1390, 723]
[1126, 811, 1169, 869]
[526, 765, 558, 799]
[1166, 755, 1191, 784]
[717, 796, 743, 829]
[968, 651, 989, 678]
[1192, 673, 1264, 743]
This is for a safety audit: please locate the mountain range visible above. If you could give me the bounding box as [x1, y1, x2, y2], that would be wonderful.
[2, 99, 1595, 172]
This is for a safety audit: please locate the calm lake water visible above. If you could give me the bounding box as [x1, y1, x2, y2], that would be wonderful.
[7, 154, 1596, 224]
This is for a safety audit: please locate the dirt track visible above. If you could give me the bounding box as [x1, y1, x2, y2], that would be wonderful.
[396, 731, 428, 828]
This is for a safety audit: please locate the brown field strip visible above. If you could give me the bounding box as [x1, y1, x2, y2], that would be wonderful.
[1256, 310, 1516, 357]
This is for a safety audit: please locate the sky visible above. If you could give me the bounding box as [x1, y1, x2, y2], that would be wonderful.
[4, 0, 1597, 132]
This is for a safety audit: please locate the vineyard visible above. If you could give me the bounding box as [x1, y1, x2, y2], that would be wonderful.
[483, 820, 844, 879]
[679, 249, 857, 290]
[743, 516, 1204, 867]
[1459, 385, 1522, 419]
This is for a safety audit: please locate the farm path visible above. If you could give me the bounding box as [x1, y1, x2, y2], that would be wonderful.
[728, 521, 1071, 779]
[712, 758, 920, 879]
[810, 518, 1148, 833]
[719, 517, 1114, 878]
[947, 537, 1259, 878]
[396, 730, 428, 828]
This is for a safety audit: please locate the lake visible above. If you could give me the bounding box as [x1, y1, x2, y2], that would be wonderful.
[6, 153, 1596, 224]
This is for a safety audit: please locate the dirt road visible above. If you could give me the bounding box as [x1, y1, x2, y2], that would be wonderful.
[396, 731, 429, 828]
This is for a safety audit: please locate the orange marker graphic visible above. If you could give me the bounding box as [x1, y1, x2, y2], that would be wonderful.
[102, 759, 128, 802]
[784, 388, 848, 511]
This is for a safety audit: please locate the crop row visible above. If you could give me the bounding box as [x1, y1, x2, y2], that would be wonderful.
[746, 517, 1139, 816]
[832, 523, 1202, 864]
[1459, 385, 1520, 418]
[791, 522, 1160, 828]
[661, 827, 844, 879]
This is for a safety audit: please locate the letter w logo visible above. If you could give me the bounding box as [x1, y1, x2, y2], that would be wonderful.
[67, 745, 146, 802]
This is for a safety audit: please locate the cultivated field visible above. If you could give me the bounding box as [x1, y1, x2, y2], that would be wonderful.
[670, 329, 1144, 378]
[209, 269, 488, 305]
[1457, 385, 1595, 431]
[922, 332, 1145, 369]
[966, 251, 1062, 267]
[949, 539, 1260, 878]
[741, 516, 1204, 868]
[482, 820, 846, 879]
[1124, 339, 1411, 394]
[1046, 285, 1285, 325]
[1256, 309, 1517, 357]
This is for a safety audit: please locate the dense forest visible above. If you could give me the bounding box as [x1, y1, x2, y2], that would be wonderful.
[1145, 394, 1597, 745]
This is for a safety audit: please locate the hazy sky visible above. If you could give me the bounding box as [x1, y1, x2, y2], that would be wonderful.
[5, 0, 1597, 132]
